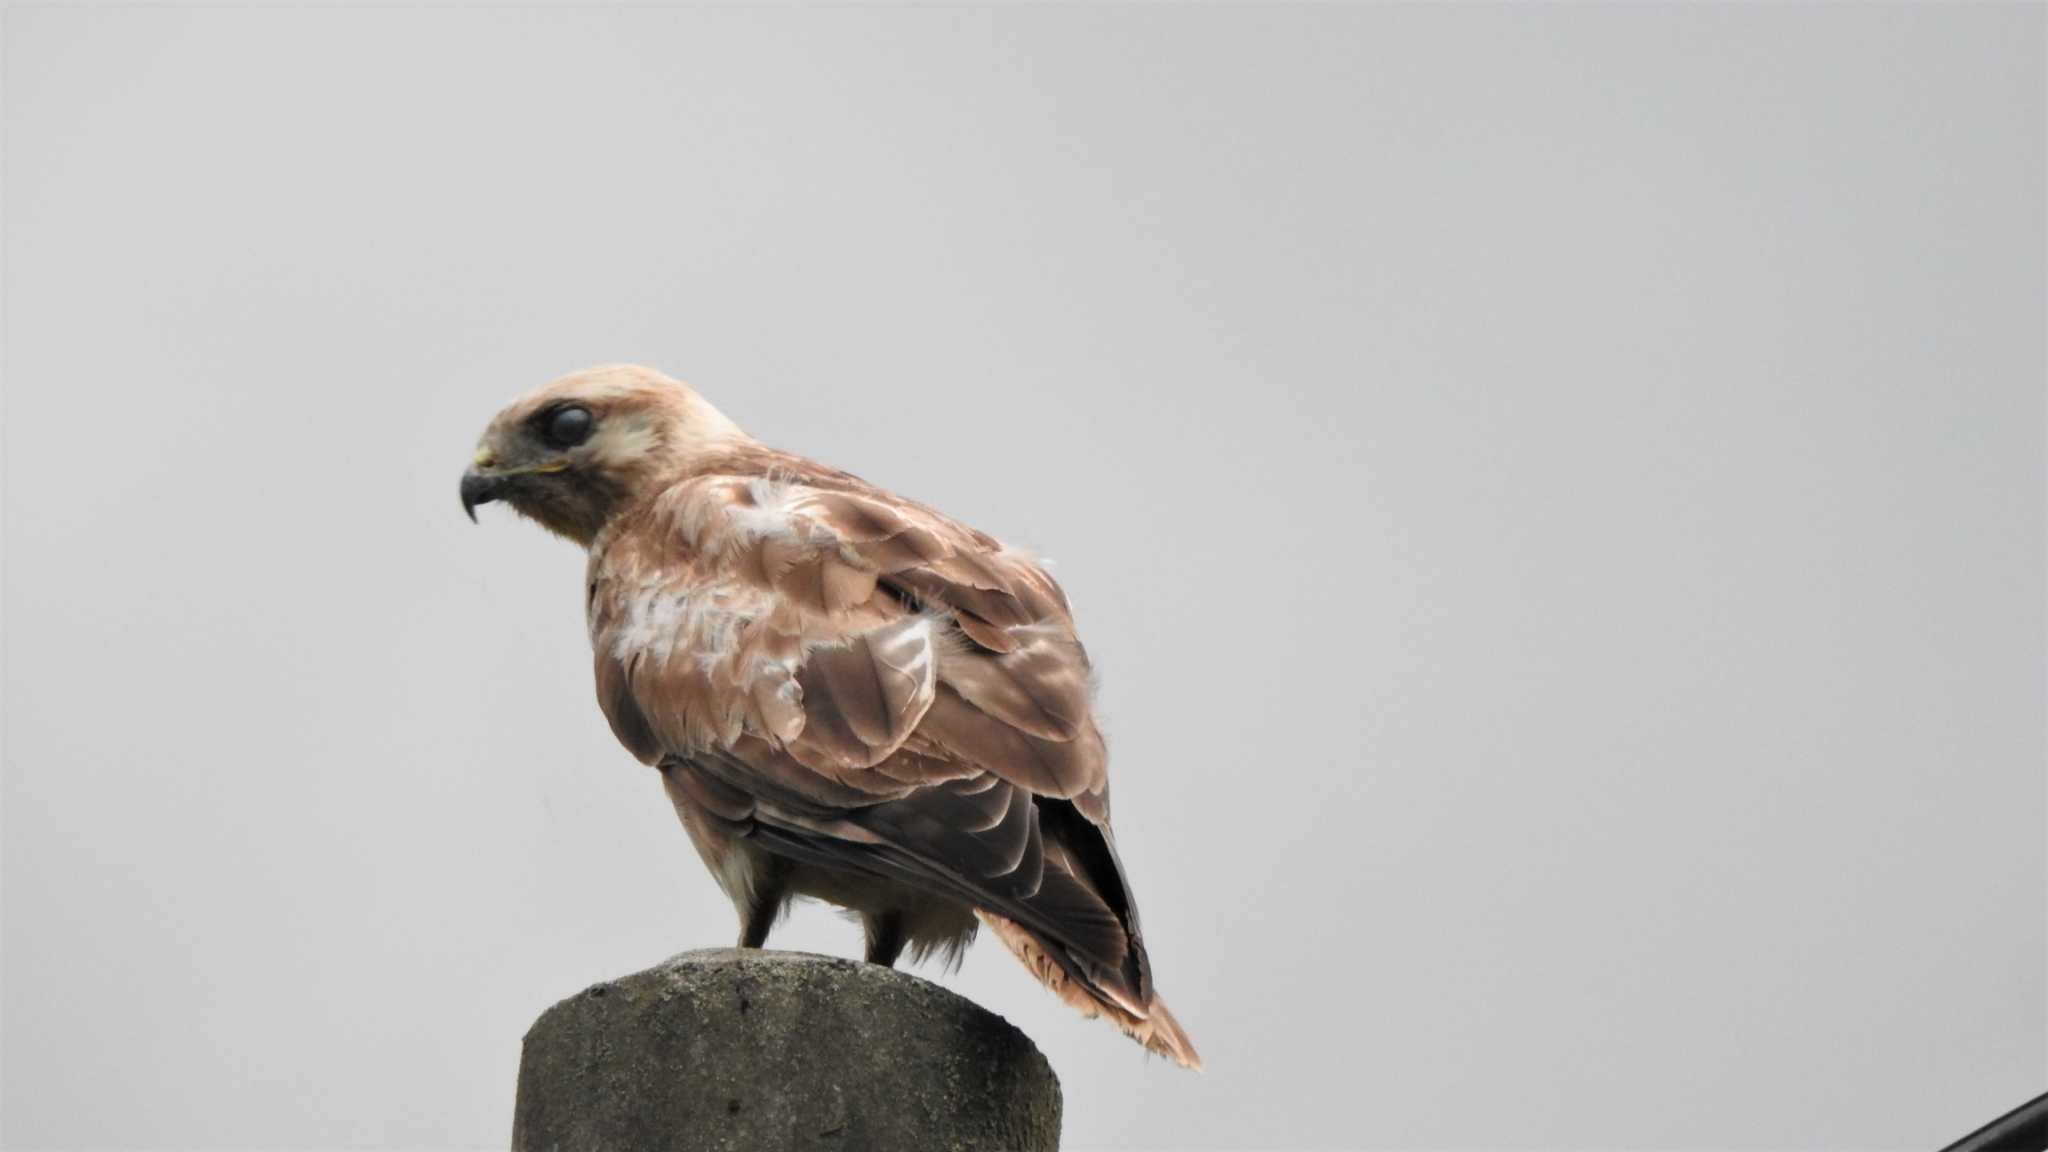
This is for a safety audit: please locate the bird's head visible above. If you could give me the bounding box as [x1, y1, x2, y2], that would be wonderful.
[460, 364, 746, 545]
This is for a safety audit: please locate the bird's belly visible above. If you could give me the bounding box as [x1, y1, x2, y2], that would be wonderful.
[787, 862, 979, 959]
[659, 765, 977, 958]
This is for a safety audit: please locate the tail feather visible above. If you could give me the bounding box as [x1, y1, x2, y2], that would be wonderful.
[978, 910, 1202, 1070]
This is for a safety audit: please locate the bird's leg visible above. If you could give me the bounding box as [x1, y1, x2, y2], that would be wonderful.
[736, 860, 789, 950]
[863, 910, 907, 968]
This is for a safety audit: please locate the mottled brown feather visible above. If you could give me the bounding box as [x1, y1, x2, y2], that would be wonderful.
[561, 411, 1194, 1067]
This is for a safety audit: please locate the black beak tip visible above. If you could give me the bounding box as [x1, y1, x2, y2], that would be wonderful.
[459, 472, 495, 524]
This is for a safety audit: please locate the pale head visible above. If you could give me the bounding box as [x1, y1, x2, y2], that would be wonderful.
[459, 364, 747, 544]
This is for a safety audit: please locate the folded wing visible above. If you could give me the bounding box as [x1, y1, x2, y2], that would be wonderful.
[587, 450, 1180, 1051]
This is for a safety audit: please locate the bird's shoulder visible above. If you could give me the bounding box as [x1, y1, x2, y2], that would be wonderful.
[594, 444, 1074, 650]
[584, 444, 1108, 805]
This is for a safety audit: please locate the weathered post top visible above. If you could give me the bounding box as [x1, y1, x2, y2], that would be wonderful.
[512, 948, 1062, 1152]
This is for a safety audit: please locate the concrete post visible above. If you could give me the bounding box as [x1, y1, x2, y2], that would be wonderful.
[513, 948, 1061, 1151]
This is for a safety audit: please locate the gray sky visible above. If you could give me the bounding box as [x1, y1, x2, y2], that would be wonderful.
[4, 5, 2043, 1149]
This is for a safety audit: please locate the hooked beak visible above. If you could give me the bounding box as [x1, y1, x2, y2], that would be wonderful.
[460, 447, 572, 522]
[459, 470, 505, 523]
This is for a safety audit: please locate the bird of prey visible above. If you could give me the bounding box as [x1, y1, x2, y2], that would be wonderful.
[461, 364, 1199, 1068]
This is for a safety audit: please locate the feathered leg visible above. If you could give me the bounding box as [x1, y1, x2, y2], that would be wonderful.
[863, 910, 907, 967]
[736, 858, 790, 949]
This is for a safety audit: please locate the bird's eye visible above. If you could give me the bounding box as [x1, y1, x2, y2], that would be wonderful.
[544, 406, 593, 448]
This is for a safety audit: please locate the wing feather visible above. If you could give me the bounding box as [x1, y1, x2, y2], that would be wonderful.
[938, 623, 1093, 742]
[591, 447, 1159, 1024]
[789, 616, 937, 769]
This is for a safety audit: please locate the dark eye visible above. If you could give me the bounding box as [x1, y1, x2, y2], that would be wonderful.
[543, 405, 593, 448]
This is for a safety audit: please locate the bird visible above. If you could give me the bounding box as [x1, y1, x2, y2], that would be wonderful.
[460, 363, 1199, 1068]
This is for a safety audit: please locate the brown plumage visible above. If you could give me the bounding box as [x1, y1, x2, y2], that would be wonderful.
[461, 364, 1199, 1068]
